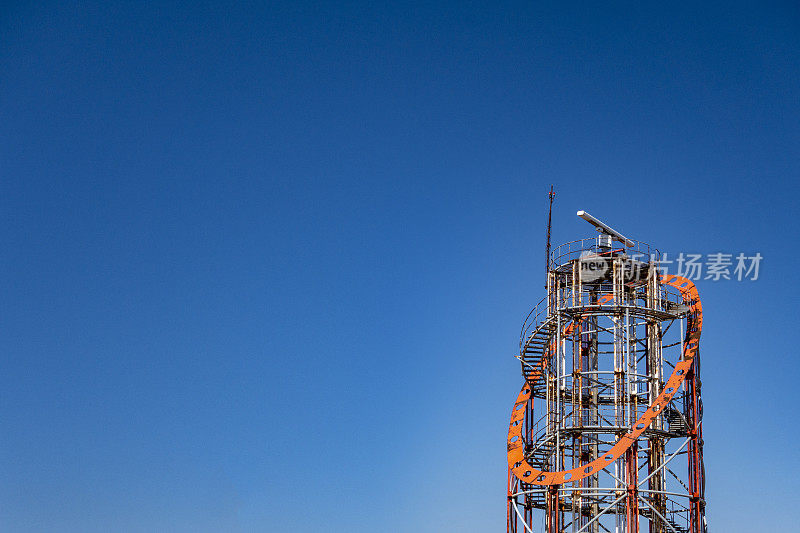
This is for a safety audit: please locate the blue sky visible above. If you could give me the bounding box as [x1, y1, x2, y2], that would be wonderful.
[1, 2, 799, 531]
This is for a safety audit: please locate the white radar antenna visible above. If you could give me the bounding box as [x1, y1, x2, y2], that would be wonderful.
[577, 210, 634, 247]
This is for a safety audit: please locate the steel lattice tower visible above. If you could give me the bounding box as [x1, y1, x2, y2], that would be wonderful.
[506, 211, 706, 533]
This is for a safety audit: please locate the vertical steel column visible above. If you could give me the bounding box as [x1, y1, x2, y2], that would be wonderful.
[686, 360, 704, 533]
[646, 265, 665, 533]
[626, 443, 640, 533]
[547, 485, 561, 533]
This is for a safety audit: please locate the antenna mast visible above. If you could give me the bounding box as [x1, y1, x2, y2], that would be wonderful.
[544, 186, 555, 275]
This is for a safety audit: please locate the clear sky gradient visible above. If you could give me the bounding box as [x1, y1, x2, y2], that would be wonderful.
[2, 2, 799, 532]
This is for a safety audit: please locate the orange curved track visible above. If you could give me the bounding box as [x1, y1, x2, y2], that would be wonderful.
[507, 275, 702, 486]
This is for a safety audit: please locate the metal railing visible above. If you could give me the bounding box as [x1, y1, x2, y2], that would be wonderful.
[559, 286, 686, 314]
[549, 237, 660, 272]
[520, 284, 688, 351]
[519, 295, 549, 350]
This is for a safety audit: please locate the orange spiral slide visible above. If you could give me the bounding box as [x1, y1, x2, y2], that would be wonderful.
[507, 275, 702, 486]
